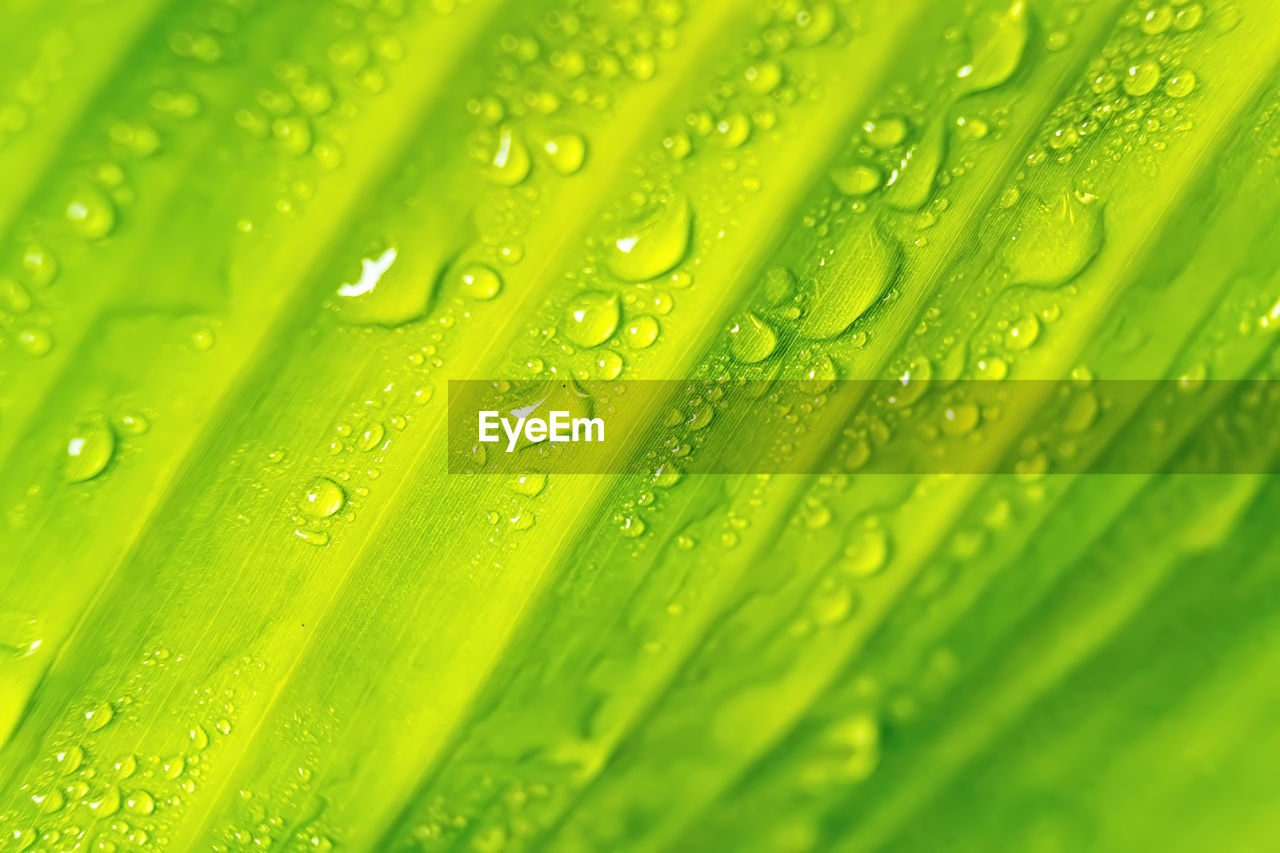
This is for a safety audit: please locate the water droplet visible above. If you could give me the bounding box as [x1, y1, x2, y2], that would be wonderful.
[862, 117, 907, 148]
[743, 60, 782, 94]
[272, 116, 312, 155]
[885, 118, 945, 211]
[84, 701, 115, 731]
[488, 126, 530, 186]
[335, 246, 439, 326]
[619, 513, 646, 538]
[540, 132, 586, 175]
[712, 112, 751, 149]
[65, 423, 115, 483]
[829, 164, 881, 197]
[1123, 61, 1161, 96]
[21, 244, 58, 287]
[606, 194, 691, 282]
[956, 0, 1029, 94]
[799, 224, 898, 339]
[1165, 71, 1196, 98]
[563, 291, 619, 347]
[728, 313, 777, 363]
[1174, 5, 1203, 31]
[302, 477, 345, 518]
[16, 328, 52, 357]
[800, 355, 837, 393]
[889, 357, 933, 407]
[792, 2, 836, 45]
[1005, 190, 1103, 287]
[0, 278, 31, 313]
[125, 790, 155, 815]
[65, 184, 116, 240]
[457, 263, 503, 300]
[1006, 314, 1040, 350]
[1140, 7, 1174, 35]
[976, 355, 1008, 380]
[838, 525, 890, 576]
[941, 401, 980, 436]
[88, 786, 121, 816]
[357, 422, 385, 452]
[510, 473, 546, 497]
[623, 315, 660, 349]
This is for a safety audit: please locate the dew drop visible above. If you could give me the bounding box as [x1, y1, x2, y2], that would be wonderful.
[743, 60, 782, 94]
[799, 223, 898, 339]
[457, 263, 503, 300]
[1165, 71, 1196, 98]
[540, 132, 586, 175]
[302, 477, 345, 518]
[510, 473, 546, 497]
[488, 126, 531, 186]
[335, 246, 439, 326]
[563, 291, 620, 347]
[838, 525, 890, 576]
[357, 422, 385, 452]
[16, 328, 52, 357]
[1005, 190, 1103, 287]
[65, 184, 116, 240]
[605, 194, 691, 282]
[829, 164, 881, 197]
[728, 313, 777, 363]
[941, 401, 980, 436]
[862, 116, 907, 149]
[65, 423, 115, 483]
[1123, 61, 1161, 96]
[800, 355, 837, 393]
[885, 118, 946, 211]
[623, 314, 660, 349]
[1006, 314, 1040, 350]
[956, 0, 1029, 94]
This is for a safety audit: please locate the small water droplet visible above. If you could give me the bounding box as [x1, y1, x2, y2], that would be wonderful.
[457, 263, 503, 300]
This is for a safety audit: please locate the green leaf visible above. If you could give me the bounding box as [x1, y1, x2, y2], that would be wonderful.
[1, 0, 1278, 850]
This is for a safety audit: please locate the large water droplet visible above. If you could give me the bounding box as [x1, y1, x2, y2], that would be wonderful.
[799, 224, 899, 339]
[563, 291, 619, 347]
[885, 118, 946, 211]
[334, 246, 438, 326]
[457, 263, 502, 300]
[540, 132, 586, 175]
[488, 126, 531, 186]
[728, 313, 777, 363]
[65, 423, 115, 483]
[65, 184, 116, 240]
[1005, 191, 1103, 287]
[605, 194, 691, 282]
[956, 0, 1029, 95]
[302, 477, 345, 518]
